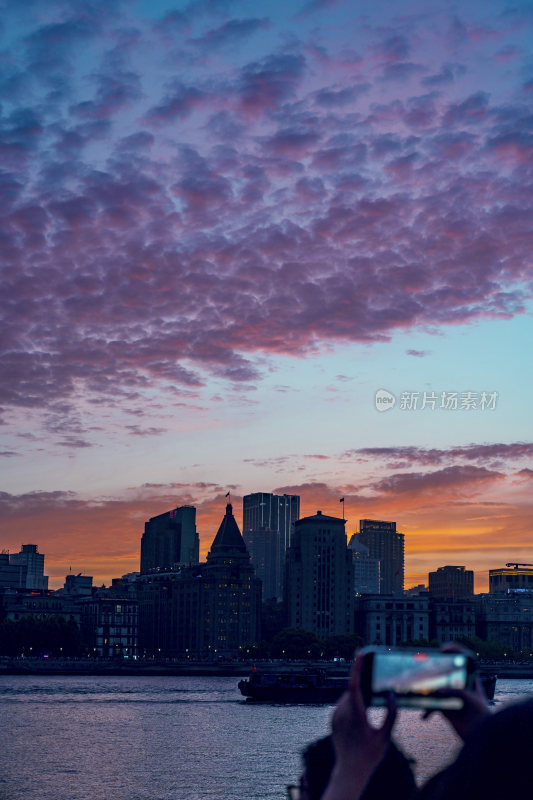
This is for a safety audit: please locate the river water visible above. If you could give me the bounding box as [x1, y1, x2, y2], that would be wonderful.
[1, 675, 531, 800]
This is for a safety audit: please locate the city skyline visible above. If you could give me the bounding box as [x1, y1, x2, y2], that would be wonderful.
[5, 503, 530, 596]
[1, 0, 531, 590]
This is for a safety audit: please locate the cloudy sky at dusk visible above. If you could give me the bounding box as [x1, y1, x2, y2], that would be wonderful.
[1, 0, 532, 590]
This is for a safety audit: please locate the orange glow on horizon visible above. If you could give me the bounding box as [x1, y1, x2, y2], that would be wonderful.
[3, 481, 530, 596]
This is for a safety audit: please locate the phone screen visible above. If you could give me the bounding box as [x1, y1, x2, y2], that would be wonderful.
[370, 650, 469, 709]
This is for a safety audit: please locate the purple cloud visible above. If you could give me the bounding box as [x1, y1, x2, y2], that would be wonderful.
[346, 443, 533, 467]
[0, 0, 531, 427]
[195, 18, 270, 49]
[373, 465, 504, 495]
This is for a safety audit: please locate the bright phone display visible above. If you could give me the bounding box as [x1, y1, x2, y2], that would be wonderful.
[361, 647, 476, 709]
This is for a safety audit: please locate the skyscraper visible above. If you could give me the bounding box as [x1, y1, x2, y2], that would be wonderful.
[242, 492, 299, 598]
[242, 526, 281, 601]
[348, 535, 380, 595]
[285, 510, 354, 637]
[140, 505, 199, 573]
[9, 544, 48, 590]
[357, 519, 404, 595]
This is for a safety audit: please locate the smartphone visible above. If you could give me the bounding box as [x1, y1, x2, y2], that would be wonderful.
[360, 647, 476, 710]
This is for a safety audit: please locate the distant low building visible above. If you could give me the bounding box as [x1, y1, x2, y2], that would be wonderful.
[428, 566, 474, 599]
[405, 585, 428, 596]
[355, 594, 430, 645]
[0, 587, 80, 625]
[62, 573, 93, 597]
[476, 592, 533, 651]
[430, 599, 476, 643]
[489, 564, 533, 594]
[79, 594, 138, 658]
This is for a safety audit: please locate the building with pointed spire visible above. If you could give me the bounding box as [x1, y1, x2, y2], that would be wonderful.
[137, 503, 261, 658]
[201, 503, 262, 656]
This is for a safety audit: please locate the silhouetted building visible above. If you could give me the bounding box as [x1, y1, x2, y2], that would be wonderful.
[489, 564, 533, 593]
[348, 535, 380, 595]
[357, 520, 404, 595]
[476, 592, 533, 651]
[243, 492, 299, 598]
[428, 566, 474, 599]
[405, 585, 428, 596]
[80, 595, 138, 658]
[201, 503, 262, 656]
[0, 553, 27, 589]
[137, 569, 185, 656]
[0, 587, 80, 625]
[285, 510, 354, 637]
[9, 544, 48, 590]
[243, 526, 281, 601]
[140, 505, 199, 573]
[137, 504, 261, 658]
[355, 594, 429, 645]
[62, 573, 93, 597]
[430, 599, 476, 642]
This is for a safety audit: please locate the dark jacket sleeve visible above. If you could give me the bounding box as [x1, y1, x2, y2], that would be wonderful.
[361, 740, 417, 800]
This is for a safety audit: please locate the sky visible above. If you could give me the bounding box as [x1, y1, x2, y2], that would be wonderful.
[0, 0, 532, 591]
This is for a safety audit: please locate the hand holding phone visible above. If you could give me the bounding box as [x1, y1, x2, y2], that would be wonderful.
[360, 646, 477, 710]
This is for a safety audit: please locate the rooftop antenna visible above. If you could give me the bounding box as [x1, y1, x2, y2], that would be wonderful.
[339, 497, 345, 521]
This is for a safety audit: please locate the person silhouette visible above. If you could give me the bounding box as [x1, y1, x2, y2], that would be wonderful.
[321, 650, 532, 800]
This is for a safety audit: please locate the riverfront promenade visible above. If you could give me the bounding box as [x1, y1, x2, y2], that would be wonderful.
[1, 656, 532, 679]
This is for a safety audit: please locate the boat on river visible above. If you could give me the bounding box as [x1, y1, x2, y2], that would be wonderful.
[238, 667, 497, 704]
[238, 667, 346, 703]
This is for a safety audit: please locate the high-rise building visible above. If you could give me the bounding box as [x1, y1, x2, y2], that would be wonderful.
[0, 552, 27, 589]
[348, 535, 380, 595]
[9, 544, 48, 590]
[428, 566, 474, 599]
[489, 564, 533, 593]
[243, 492, 299, 598]
[285, 510, 354, 638]
[243, 526, 281, 601]
[140, 506, 199, 573]
[357, 520, 404, 595]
